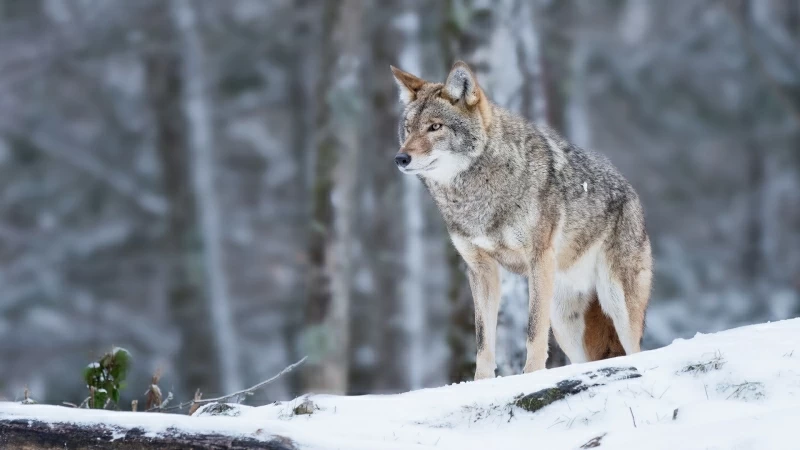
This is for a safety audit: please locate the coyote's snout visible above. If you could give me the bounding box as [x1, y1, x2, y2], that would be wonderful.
[391, 61, 651, 379]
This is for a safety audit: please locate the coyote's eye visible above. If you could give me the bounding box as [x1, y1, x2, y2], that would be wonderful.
[428, 123, 442, 132]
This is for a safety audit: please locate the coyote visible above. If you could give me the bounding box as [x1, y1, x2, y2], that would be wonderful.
[390, 61, 651, 379]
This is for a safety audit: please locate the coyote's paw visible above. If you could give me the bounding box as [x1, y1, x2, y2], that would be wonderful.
[474, 367, 496, 380]
[523, 361, 546, 374]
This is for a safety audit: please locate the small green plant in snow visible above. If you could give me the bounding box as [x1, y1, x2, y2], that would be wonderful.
[83, 347, 131, 409]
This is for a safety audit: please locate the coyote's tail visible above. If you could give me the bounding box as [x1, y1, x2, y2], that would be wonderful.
[582, 292, 626, 360]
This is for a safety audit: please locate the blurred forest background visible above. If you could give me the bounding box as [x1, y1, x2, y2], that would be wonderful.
[0, 0, 799, 408]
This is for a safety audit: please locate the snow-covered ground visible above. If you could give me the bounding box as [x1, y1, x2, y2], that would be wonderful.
[3, 319, 800, 449]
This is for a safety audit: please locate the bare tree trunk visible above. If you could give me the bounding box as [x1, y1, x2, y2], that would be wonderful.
[363, 0, 439, 393]
[171, 0, 242, 394]
[396, 5, 427, 391]
[362, 4, 403, 393]
[304, 0, 364, 394]
[445, 245, 475, 382]
[566, 40, 592, 150]
[743, 129, 765, 282]
[145, 21, 221, 397]
[284, 0, 317, 397]
[733, 1, 765, 284]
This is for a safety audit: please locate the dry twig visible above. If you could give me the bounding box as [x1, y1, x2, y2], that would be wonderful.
[21, 386, 36, 405]
[148, 356, 308, 413]
[78, 396, 91, 409]
[145, 369, 163, 410]
[188, 389, 203, 416]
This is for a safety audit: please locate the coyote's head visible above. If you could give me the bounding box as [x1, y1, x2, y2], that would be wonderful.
[390, 61, 492, 184]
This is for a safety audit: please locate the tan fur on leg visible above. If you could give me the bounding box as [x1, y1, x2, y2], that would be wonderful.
[452, 236, 501, 379]
[622, 262, 651, 351]
[523, 247, 555, 373]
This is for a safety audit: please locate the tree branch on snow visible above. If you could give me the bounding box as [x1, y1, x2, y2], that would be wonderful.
[148, 356, 308, 413]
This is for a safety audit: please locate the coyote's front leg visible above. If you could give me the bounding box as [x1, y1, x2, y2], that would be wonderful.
[467, 258, 501, 379]
[452, 237, 501, 380]
[523, 247, 555, 373]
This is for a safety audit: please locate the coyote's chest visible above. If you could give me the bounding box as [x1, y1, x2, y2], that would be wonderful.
[439, 195, 537, 275]
[425, 174, 540, 274]
[429, 180, 523, 233]
[468, 232, 530, 275]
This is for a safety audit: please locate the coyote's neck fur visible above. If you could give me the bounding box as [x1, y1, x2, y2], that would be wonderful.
[421, 105, 546, 247]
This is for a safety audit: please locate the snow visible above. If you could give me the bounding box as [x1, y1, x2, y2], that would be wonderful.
[111, 346, 130, 356]
[3, 319, 800, 449]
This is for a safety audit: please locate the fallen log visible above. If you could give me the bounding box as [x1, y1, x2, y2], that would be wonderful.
[0, 416, 297, 450]
[513, 366, 642, 413]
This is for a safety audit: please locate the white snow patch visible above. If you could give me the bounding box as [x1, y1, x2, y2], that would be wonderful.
[111, 346, 130, 357]
[109, 429, 126, 441]
[3, 319, 800, 449]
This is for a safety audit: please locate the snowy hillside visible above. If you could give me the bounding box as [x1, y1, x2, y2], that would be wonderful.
[3, 319, 800, 449]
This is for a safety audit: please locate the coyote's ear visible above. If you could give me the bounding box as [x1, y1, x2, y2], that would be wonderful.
[390, 65, 426, 105]
[443, 61, 492, 127]
[443, 61, 481, 107]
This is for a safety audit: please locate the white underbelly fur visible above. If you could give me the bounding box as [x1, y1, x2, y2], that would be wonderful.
[554, 242, 601, 296]
[550, 241, 603, 364]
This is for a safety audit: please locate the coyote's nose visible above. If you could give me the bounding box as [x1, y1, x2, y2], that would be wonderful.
[395, 153, 411, 168]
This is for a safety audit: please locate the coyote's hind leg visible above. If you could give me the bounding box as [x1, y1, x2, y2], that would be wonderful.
[550, 286, 592, 364]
